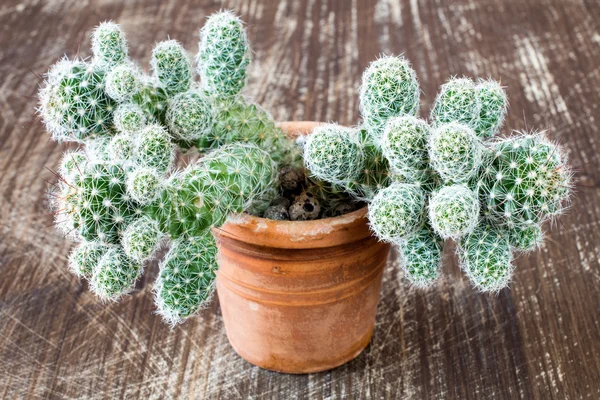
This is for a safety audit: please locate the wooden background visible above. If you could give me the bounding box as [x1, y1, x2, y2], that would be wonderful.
[1, 0, 599, 398]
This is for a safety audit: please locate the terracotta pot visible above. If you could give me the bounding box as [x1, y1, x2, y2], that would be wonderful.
[213, 121, 391, 374]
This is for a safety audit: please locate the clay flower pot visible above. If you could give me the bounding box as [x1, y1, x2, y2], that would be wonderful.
[213, 121, 391, 374]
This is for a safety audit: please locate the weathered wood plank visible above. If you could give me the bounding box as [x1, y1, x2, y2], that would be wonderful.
[0, 0, 599, 398]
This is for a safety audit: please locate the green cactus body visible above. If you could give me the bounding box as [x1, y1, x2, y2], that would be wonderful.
[126, 167, 162, 204]
[54, 162, 141, 244]
[151, 40, 192, 95]
[68, 240, 110, 279]
[154, 233, 218, 326]
[197, 11, 250, 98]
[148, 143, 277, 238]
[39, 60, 116, 141]
[507, 224, 544, 252]
[428, 184, 480, 240]
[91, 22, 128, 69]
[113, 103, 146, 135]
[428, 122, 482, 183]
[131, 78, 169, 122]
[459, 225, 514, 292]
[368, 182, 426, 242]
[345, 132, 391, 200]
[58, 150, 88, 178]
[398, 226, 443, 288]
[476, 132, 572, 228]
[134, 124, 175, 175]
[166, 91, 213, 141]
[86, 136, 112, 162]
[107, 133, 135, 163]
[90, 246, 143, 300]
[105, 64, 140, 102]
[121, 216, 163, 262]
[381, 116, 431, 177]
[475, 79, 508, 138]
[431, 77, 479, 127]
[359, 55, 420, 139]
[303, 124, 364, 186]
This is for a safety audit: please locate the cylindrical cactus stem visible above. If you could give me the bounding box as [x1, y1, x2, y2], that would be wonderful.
[38, 59, 116, 142]
[113, 103, 146, 135]
[151, 40, 192, 95]
[131, 77, 169, 122]
[476, 131, 572, 228]
[166, 90, 213, 141]
[302, 123, 365, 187]
[359, 55, 420, 140]
[153, 233, 218, 326]
[121, 216, 164, 262]
[134, 124, 175, 175]
[507, 224, 544, 252]
[368, 182, 426, 242]
[428, 122, 483, 183]
[105, 63, 141, 102]
[475, 79, 508, 138]
[68, 241, 110, 280]
[90, 246, 143, 301]
[430, 77, 480, 127]
[458, 224, 514, 293]
[428, 183, 480, 240]
[397, 226, 444, 288]
[126, 167, 163, 204]
[197, 10, 251, 98]
[91, 21, 128, 69]
[381, 116, 431, 177]
[147, 142, 277, 238]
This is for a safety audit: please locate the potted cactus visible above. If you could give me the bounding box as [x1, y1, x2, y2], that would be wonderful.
[38, 11, 572, 374]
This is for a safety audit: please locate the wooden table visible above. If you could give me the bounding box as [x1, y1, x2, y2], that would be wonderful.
[1, 0, 599, 398]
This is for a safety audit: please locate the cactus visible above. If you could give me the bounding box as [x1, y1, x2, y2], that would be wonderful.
[381, 116, 431, 177]
[147, 143, 277, 238]
[397, 226, 443, 288]
[121, 216, 163, 262]
[359, 55, 420, 139]
[134, 124, 175, 175]
[197, 10, 250, 98]
[428, 122, 482, 183]
[368, 182, 426, 242]
[68, 240, 110, 279]
[126, 167, 162, 204]
[151, 40, 192, 95]
[475, 79, 508, 138]
[113, 103, 146, 134]
[302, 124, 364, 186]
[58, 150, 88, 178]
[38, 59, 116, 141]
[166, 90, 213, 141]
[131, 78, 169, 122]
[428, 184, 480, 240]
[107, 133, 135, 163]
[154, 233, 218, 326]
[91, 21, 128, 69]
[344, 132, 391, 200]
[105, 64, 140, 102]
[90, 246, 143, 300]
[476, 132, 572, 228]
[458, 225, 514, 293]
[52, 161, 141, 244]
[507, 224, 544, 252]
[431, 77, 479, 127]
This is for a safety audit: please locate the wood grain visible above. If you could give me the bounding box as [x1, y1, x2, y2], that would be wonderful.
[1, 0, 599, 398]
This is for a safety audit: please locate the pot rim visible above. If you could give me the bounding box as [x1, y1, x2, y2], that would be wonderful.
[213, 121, 373, 249]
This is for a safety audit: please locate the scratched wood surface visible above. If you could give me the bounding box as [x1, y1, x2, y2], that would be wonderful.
[1, 0, 599, 398]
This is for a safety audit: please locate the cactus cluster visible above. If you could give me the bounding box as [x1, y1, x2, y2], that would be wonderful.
[302, 56, 572, 292]
[41, 12, 299, 325]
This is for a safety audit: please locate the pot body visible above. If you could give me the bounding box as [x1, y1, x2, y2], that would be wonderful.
[213, 121, 391, 374]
